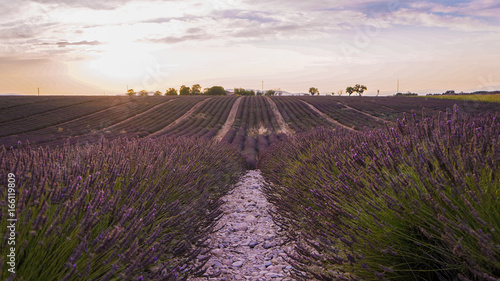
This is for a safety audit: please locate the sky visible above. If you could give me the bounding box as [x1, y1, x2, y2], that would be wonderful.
[0, 0, 499, 96]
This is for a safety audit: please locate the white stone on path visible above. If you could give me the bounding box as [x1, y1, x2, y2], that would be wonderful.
[188, 170, 297, 281]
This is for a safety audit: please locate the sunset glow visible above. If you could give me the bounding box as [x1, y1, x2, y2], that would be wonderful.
[1, 0, 499, 95]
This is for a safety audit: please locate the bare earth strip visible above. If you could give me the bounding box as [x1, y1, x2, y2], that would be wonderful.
[148, 98, 212, 137]
[265, 96, 294, 135]
[104, 99, 175, 131]
[214, 97, 242, 142]
[188, 170, 297, 281]
[300, 100, 356, 131]
[337, 102, 395, 124]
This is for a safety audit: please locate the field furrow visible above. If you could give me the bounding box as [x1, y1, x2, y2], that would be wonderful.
[214, 97, 242, 142]
[0, 97, 133, 137]
[264, 96, 288, 134]
[300, 99, 356, 131]
[149, 97, 212, 137]
[0, 97, 99, 124]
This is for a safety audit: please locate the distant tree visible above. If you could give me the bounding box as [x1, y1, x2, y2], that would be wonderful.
[395, 91, 418, 96]
[337, 90, 343, 96]
[126, 89, 136, 96]
[346, 84, 367, 96]
[353, 84, 367, 96]
[205, 86, 226, 95]
[139, 90, 149, 96]
[265, 90, 276, 96]
[179, 85, 191, 95]
[346, 86, 355, 96]
[234, 88, 243, 95]
[309, 87, 319, 96]
[165, 88, 178, 95]
[234, 88, 255, 96]
[191, 84, 202, 95]
[154, 90, 162, 96]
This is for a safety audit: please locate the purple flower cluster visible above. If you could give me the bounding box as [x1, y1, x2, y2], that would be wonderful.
[259, 110, 499, 280]
[0, 136, 244, 280]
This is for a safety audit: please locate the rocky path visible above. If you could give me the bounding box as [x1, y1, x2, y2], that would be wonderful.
[189, 170, 295, 281]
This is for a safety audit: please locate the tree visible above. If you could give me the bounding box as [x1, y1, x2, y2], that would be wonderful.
[205, 86, 226, 95]
[337, 90, 343, 96]
[265, 89, 276, 96]
[126, 89, 136, 96]
[234, 88, 255, 96]
[165, 88, 178, 95]
[346, 86, 355, 96]
[179, 85, 191, 95]
[346, 84, 367, 96]
[139, 90, 149, 96]
[234, 88, 244, 95]
[353, 84, 367, 96]
[154, 90, 162, 96]
[191, 84, 202, 95]
[309, 87, 319, 96]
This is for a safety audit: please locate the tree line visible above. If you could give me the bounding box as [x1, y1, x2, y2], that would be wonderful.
[126, 84, 227, 96]
[309, 84, 368, 96]
[126, 84, 369, 97]
[234, 88, 277, 96]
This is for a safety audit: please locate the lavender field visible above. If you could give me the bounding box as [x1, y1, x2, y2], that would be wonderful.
[1, 96, 499, 280]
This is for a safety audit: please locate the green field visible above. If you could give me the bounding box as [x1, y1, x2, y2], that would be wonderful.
[427, 94, 500, 103]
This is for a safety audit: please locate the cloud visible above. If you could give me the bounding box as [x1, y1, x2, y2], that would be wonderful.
[409, 0, 500, 18]
[141, 17, 179, 24]
[29, 0, 137, 10]
[38, 40, 102, 47]
[1, 0, 499, 58]
[392, 6, 498, 32]
[0, 26, 38, 39]
[147, 34, 211, 44]
[215, 9, 277, 24]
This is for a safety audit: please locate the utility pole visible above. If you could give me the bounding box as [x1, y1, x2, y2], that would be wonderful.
[38, 88, 39, 96]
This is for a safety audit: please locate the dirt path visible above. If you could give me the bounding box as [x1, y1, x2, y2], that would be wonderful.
[148, 98, 211, 138]
[214, 97, 242, 142]
[265, 96, 294, 135]
[188, 170, 295, 281]
[337, 102, 394, 124]
[300, 100, 356, 131]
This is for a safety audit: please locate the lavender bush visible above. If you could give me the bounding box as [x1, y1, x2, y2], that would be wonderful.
[259, 109, 499, 280]
[0, 137, 244, 280]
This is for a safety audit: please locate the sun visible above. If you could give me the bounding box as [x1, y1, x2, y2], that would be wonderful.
[88, 43, 155, 79]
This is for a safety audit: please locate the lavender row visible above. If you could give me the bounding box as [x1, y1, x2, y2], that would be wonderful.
[259, 108, 499, 280]
[0, 137, 245, 280]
